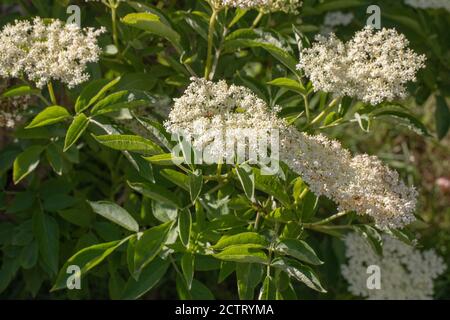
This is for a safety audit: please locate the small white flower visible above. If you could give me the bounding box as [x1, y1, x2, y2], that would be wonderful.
[0, 17, 105, 89]
[298, 26, 426, 105]
[342, 232, 447, 299]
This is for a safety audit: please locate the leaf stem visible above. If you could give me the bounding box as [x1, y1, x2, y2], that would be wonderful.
[303, 211, 350, 227]
[47, 82, 57, 105]
[308, 97, 340, 127]
[252, 11, 264, 28]
[204, 8, 219, 80]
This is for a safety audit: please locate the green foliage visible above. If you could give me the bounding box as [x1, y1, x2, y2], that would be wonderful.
[0, 0, 448, 301]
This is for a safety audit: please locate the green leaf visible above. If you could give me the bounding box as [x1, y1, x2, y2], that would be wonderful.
[33, 210, 59, 276]
[90, 90, 148, 116]
[134, 221, 174, 274]
[353, 225, 383, 256]
[272, 258, 326, 293]
[144, 153, 183, 166]
[64, 113, 89, 152]
[121, 257, 169, 300]
[275, 239, 323, 265]
[213, 232, 268, 250]
[213, 245, 268, 264]
[46, 144, 64, 175]
[93, 134, 163, 155]
[267, 78, 307, 95]
[128, 181, 182, 208]
[122, 13, 181, 51]
[1, 84, 39, 98]
[178, 208, 192, 247]
[188, 169, 203, 204]
[13, 146, 44, 184]
[26, 106, 71, 128]
[236, 263, 263, 300]
[52, 237, 130, 291]
[372, 110, 430, 137]
[181, 252, 194, 289]
[132, 114, 174, 149]
[75, 77, 121, 113]
[235, 164, 255, 202]
[88, 200, 139, 233]
[224, 35, 298, 74]
[160, 169, 189, 191]
[259, 275, 276, 300]
[435, 95, 450, 139]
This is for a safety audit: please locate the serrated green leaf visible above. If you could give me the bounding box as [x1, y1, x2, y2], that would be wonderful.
[26, 106, 71, 129]
[13, 146, 44, 184]
[213, 232, 268, 250]
[122, 257, 169, 299]
[88, 200, 139, 232]
[52, 237, 130, 291]
[275, 239, 323, 265]
[122, 13, 181, 51]
[213, 245, 268, 264]
[272, 258, 326, 293]
[178, 208, 192, 247]
[134, 221, 174, 274]
[93, 134, 163, 155]
[64, 113, 89, 151]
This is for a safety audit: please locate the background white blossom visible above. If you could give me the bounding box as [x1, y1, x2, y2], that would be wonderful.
[342, 232, 447, 299]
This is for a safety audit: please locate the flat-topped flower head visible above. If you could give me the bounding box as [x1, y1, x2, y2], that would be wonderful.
[342, 232, 447, 299]
[0, 17, 105, 88]
[298, 26, 426, 105]
[165, 77, 284, 163]
[213, 0, 302, 13]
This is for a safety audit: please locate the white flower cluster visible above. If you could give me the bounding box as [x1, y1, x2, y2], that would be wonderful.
[280, 127, 417, 229]
[298, 26, 426, 105]
[214, 0, 302, 13]
[166, 78, 418, 228]
[0, 80, 31, 128]
[341, 232, 447, 299]
[0, 17, 105, 89]
[165, 77, 284, 164]
[405, 0, 450, 12]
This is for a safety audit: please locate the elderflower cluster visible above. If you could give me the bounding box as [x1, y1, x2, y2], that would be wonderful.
[280, 127, 417, 229]
[0, 17, 105, 89]
[298, 26, 426, 105]
[0, 80, 31, 128]
[166, 78, 418, 229]
[341, 232, 446, 299]
[213, 0, 302, 13]
[405, 0, 450, 12]
[165, 77, 284, 164]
